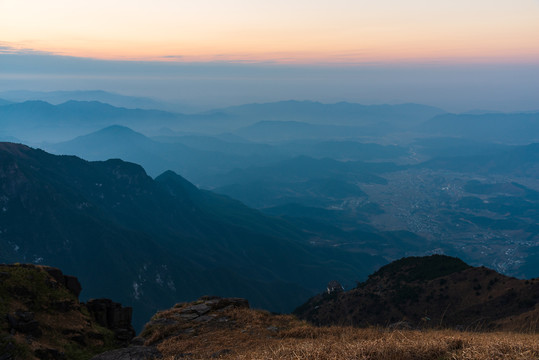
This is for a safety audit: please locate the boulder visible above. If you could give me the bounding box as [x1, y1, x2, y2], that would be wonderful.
[86, 299, 135, 344]
[43, 267, 82, 298]
[64, 275, 82, 297]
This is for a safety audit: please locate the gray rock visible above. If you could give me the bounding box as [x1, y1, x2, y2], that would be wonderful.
[181, 303, 210, 315]
[210, 297, 249, 310]
[147, 318, 178, 327]
[178, 313, 199, 321]
[193, 315, 213, 323]
[130, 336, 146, 346]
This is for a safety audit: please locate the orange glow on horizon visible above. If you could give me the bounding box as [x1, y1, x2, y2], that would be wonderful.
[8, 39, 539, 66]
[2, 0, 539, 65]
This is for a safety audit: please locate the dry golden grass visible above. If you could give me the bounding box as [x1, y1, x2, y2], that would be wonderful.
[152, 307, 539, 360]
[233, 330, 539, 360]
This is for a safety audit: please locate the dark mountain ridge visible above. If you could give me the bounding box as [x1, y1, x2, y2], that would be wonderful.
[295, 255, 539, 331]
[0, 143, 383, 330]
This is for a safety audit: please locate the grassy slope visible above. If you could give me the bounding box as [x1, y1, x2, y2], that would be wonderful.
[0, 264, 118, 360]
[141, 297, 539, 360]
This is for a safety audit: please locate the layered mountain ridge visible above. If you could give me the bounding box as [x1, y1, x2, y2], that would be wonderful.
[0, 143, 383, 330]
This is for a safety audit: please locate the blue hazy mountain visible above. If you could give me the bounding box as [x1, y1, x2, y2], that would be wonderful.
[0, 100, 183, 142]
[154, 134, 405, 162]
[411, 137, 512, 158]
[0, 98, 448, 143]
[419, 112, 539, 144]
[210, 156, 398, 208]
[234, 121, 378, 141]
[211, 156, 397, 187]
[140, 100, 447, 136]
[0, 142, 385, 329]
[153, 134, 275, 155]
[208, 100, 446, 128]
[45, 125, 284, 183]
[47, 125, 411, 187]
[420, 143, 539, 177]
[0, 90, 197, 113]
[278, 140, 406, 161]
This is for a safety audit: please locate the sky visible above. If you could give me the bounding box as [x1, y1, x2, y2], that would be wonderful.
[1, 0, 539, 111]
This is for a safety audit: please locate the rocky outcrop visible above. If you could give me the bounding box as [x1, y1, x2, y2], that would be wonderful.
[92, 296, 250, 360]
[0, 264, 135, 360]
[86, 299, 136, 344]
[43, 267, 82, 297]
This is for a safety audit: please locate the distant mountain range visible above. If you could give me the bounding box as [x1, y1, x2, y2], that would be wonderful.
[0, 90, 198, 113]
[45, 125, 410, 186]
[0, 100, 182, 142]
[419, 112, 539, 144]
[3, 96, 538, 145]
[207, 100, 446, 127]
[0, 143, 386, 329]
[211, 156, 398, 208]
[45, 125, 282, 183]
[234, 121, 378, 141]
[420, 142, 539, 177]
[0, 98, 448, 142]
[0, 98, 13, 106]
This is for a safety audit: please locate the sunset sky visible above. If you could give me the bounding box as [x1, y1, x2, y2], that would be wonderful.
[2, 0, 539, 63]
[1, 1, 538, 111]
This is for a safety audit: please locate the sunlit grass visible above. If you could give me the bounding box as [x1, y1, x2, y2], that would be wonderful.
[150, 307, 539, 360]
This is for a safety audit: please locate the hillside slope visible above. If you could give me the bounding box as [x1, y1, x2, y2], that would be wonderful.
[295, 255, 539, 330]
[0, 264, 133, 360]
[98, 295, 539, 360]
[0, 142, 383, 329]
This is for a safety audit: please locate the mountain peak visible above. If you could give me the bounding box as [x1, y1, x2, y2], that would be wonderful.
[98, 124, 140, 135]
[0, 142, 32, 157]
[369, 254, 470, 283]
[295, 255, 539, 330]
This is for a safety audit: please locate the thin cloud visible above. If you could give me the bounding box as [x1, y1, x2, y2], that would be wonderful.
[160, 55, 184, 61]
[0, 42, 56, 56]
